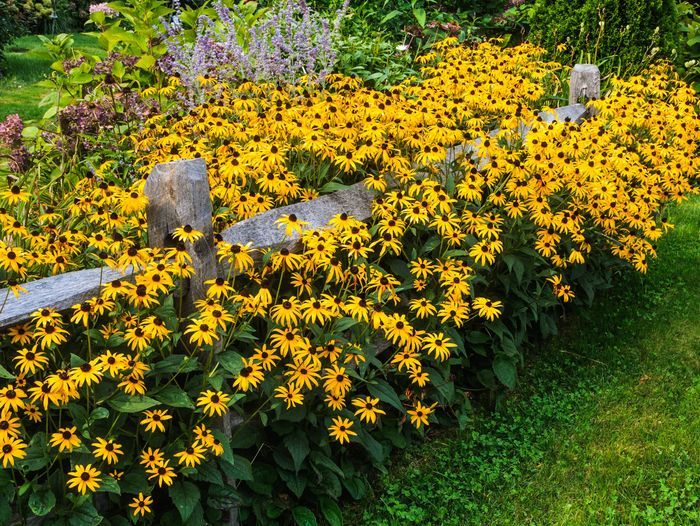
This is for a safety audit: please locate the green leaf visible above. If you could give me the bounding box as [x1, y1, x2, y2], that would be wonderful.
[107, 393, 159, 413]
[292, 506, 317, 526]
[169, 480, 200, 522]
[319, 496, 342, 526]
[367, 379, 403, 412]
[68, 499, 102, 526]
[0, 364, 14, 380]
[207, 485, 238, 510]
[503, 254, 525, 284]
[135, 54, 156, 70]
[217, 351, 244, 376]
[149, 354, 198, 375]
[493, 355, 517, 389]
[380, 9, 402, 26]
[334, 317, 358, 333]
[18, 432, 49, 472]
[320, 181, 350, 193]
[413, 7, 427, 27]
[90, 407, 109, 421]
[154, 385, 194, 409]
[29, 486, 56, 516]
[284, 430, 309, 472]
[96, 475, 121, 495]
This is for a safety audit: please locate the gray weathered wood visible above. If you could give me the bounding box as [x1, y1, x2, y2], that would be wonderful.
[145, 157, 218, 314]
[569, 64, 601, 105]
[0, 266, 130, 330]
[218, 181, 375, 270]
[0, 102, 592, 328]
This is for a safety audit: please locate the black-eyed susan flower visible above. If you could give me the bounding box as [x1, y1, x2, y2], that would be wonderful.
[140, 409, 172, 433]
[472, 296, 503, 321]
[274, 384, 304, 409]
[407, 401, 438, 428]
[146, 460, 176, 487]
[67, 464, 102, 494]
[129, 492, 153, 517]
[140, 447, 164, 469]
[328, 416, 356, 444]
[174, 442, 206, 467]
[0, 436, 27, 467]
[352, 396, 386, 424]
[92, 437, 123, 465]
[50, 426, 81, 452]
[196, 390, 230, 417]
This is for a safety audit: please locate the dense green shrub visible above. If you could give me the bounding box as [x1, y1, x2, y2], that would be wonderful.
[529, 0, 681, 71]
[0, 0, 24, 73]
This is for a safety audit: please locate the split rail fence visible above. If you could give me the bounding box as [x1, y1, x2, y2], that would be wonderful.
[0, 64, 600, 525]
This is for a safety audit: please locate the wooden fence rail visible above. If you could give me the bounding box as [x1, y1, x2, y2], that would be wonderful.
[0, 65, 599, 330]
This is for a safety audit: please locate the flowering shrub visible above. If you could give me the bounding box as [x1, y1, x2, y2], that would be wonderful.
[0, 37, 697, 524]
[160, 0, 349, 105]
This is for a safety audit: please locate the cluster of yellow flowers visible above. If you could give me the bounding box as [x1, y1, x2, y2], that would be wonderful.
[0, 38, 696, 512]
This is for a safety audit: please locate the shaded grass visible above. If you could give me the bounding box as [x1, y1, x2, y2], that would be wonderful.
[0, 33, 102, 121]
[346, 196, 700, 526]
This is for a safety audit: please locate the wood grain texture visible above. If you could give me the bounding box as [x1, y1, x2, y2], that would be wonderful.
[0, 103, 589, 328]
[145, 157, 218, 314]
[569, 64, 601, 105]
[0, 266, 131, 330]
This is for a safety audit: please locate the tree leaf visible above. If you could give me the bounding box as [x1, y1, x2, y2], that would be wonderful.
[169, 480, 200, 522]
[154, 385, 194, 409]
[107, 393, 159, 413]
[292, 506, 317, 526]
[319, 496, 343, 526]
[28, 486, 55, 516]
[284, 430, 309, 472]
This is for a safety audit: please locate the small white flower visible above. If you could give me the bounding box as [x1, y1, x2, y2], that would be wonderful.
[396, 44, 409, 52]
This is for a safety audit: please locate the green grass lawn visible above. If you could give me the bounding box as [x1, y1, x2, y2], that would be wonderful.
[347, 196, 700, 526]
[0, 33, 102, 121]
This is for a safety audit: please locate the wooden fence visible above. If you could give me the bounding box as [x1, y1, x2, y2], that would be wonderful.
[0, 64, 600, 525]
[0, 65, 600, 329]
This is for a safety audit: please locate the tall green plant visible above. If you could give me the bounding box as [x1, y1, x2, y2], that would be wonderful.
[529, 0, 680, 73]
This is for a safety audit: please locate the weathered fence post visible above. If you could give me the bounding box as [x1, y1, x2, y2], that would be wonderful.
[144, 158, 217, 315]
[144, 158, 240, 526]
[569, 64, 601, 106]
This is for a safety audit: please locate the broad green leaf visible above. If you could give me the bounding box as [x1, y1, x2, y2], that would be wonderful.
[319, 496, 343, 526]
[217, 351, 244, 376]
[367, 379, 403, 412]
[107, 393, 159, 413]
[149, 354, 198, 375]
[68, 499, 102, 526]
[413, 7, 427, 27]
[28, 486, 56, 516]
[154, 385, 194, 409]
[292, 506, 317, 526]
[0, 364, 14, 380]
[96, 475, 120, 495]
[169, 480, 200, 522]
[493, 355, 517, 389]
[283, 430, 309, 472]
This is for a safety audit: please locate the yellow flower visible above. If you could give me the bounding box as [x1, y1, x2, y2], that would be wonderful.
[67, 464, 102, 494]
[196, 390, 230, 416]
[140, 409, 172, 433]
[129, 492, 153, 517]
[174, 442, 206, 467]
[407, 401, 437, 428]
[92, 437, 123, 465]
[0, 436, 27, 467]
[328, 417, 356, 444]
[50, 426, 81, 452]
[352, 396, 386, 424]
